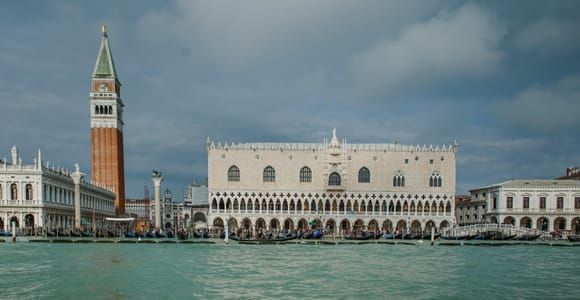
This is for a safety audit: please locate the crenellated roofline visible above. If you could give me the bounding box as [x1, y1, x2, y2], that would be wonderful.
[206, 139, 458, 153]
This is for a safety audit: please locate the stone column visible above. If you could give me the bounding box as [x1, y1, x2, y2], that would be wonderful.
[152, 171, 164, 230]
[71, 167, 84, 230]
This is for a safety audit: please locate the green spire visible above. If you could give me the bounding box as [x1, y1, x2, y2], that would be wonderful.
[92, 26, 118, 78]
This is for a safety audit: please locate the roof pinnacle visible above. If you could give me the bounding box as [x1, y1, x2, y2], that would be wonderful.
[102, 25, 108, 36]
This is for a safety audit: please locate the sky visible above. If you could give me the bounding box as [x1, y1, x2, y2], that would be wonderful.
[1, 1, 579, 199]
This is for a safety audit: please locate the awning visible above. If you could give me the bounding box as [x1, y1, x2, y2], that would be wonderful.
[105, 217, 135, 222]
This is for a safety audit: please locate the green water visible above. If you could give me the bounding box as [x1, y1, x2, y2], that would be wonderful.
[1, 242, 578, 299]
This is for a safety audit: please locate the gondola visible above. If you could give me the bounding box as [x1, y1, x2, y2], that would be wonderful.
[568, 235, 580, 242]
[512, 233, 541, 241]
[107, 230, 118, 238]
[70, 231, 82, 237]
[145, 231, 155, 238]
[421, 232, 441, 240]
[177, 232, 188, 240]
[440, 234, 469, 240]
[0, 231, 12, 237]
[154, 231, 166, 238]
[232, 232, 298, 243]
[345, 231, 382, 240]
[301, 230, 323, 239]
[46, 230, 56, 237]
[80, 231, 92, 237]
[166, 231, 175, 238]
[383, 233, 396, 239]
[193, 231, 209, 238]
[124, 231, 136, 238]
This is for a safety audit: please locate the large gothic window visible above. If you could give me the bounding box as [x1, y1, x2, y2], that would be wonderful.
[26, 184, 33, 201]
[429, 172, 442, 187]
[393, 172, 405, 187]
[358, 167, 370, 183]
[300, 166, 312, 182]
[227, 166, 240, 182]
[263, 166, 276, 182]
[329, 172, 341, 186]
[10, 183, 18, 200]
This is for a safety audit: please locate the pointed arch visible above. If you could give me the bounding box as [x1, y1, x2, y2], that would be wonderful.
[227, 165, 240, 182]
[358, 167, 370, 183]
[263, 166, 276, 182]
[300, 166, 312, 182]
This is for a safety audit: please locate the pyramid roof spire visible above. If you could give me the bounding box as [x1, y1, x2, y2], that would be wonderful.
[92, 25, 118, 79]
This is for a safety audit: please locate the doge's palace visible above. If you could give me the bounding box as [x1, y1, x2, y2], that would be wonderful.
[207, 129, 457, 235]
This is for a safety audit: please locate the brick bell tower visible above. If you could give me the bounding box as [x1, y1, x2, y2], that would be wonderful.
[90, 25, 126, 215]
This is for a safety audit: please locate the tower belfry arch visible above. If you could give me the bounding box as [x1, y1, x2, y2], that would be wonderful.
[90, 25, 126, 215]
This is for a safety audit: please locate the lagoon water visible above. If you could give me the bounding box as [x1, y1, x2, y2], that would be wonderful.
[1, 242, 578, 299]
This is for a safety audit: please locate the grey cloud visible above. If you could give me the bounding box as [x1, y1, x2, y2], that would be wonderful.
[350, 3, 505, 95]
[515, 18, 580, 55]
[492, 74, 580, 133]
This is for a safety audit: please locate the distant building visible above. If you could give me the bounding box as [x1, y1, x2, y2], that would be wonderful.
[557, 167, 580, 180]
[470, 180, 580, 234]
[184, 182, 209, 228]
[455, 195, 486, 226]
[207, 129, 457, 234]
[0, 146, 115, 233]
[125, 198, 150, 219]
[149, 189, 189, 230]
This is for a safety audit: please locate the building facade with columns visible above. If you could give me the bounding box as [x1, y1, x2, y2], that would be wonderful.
[207, 130, 457, 234]
[470, 180, 580, 234]
[0, 146, 116, 233]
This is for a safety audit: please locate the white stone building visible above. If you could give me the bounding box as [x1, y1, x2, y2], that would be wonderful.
[470, 180, 580, 234]
[207, 130, 457, 234]
[125, 198, 150, 219]
[0, 146, 115, 233]
[455, 196, 487, 226]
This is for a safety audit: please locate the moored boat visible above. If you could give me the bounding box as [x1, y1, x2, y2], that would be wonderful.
[512, 233, 541, 241]
[568, 235, 580, 242]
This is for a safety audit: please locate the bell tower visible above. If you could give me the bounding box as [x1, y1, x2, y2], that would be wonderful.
[90, 25, 126, 215]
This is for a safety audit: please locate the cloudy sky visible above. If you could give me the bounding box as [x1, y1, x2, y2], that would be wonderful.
[1, 1, 579, 198]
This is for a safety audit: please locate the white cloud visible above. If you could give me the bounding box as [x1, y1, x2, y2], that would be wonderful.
[515, 18, 580, 55]
[493, 74, 580, 132]
[350, 3, 505, 93]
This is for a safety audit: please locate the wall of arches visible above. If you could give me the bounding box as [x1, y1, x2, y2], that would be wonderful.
[209, 215, 452, 234]
[210, 192, 453, 217]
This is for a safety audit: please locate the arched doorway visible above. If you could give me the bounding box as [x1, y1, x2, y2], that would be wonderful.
[284, 218, 294, 231]
[256, 218, 266, 230]
[0, 217, 3, 230]
[25, 214, 34, 228]
[425, 220, 436, 233]
[410, 220, 421, 233]
[439, 220, 450, 230]
[270, 218, 280, 231]
[213, 217, 224, 229]
[297, 218, 308, 230]
[25, 214, 34, 235]
[340, 219, 350, 232]
[554, 217, 566, 232]
[368, 219, 379, 232]
[193, 212, 206, 223]
[241, 218, 251, 230]
[165, 222, 172, 229]
[520, 217, 532, 228]
[228, 218, 238, 230]
[310, 219, 322, 230]
[489, 216, 498, 224]
[572, 218, 580, 234]
[382, 220, 393, 233]
[326, 219, 336, 232]
[503, 216, 515, 226]
[537, 217, 549, 231]
[9, 216, 19, 228]
[353, 219, 365, 231]
[396, 220, 407, 231]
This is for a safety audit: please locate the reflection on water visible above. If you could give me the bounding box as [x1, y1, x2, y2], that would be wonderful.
[0, 243, 578, 299]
